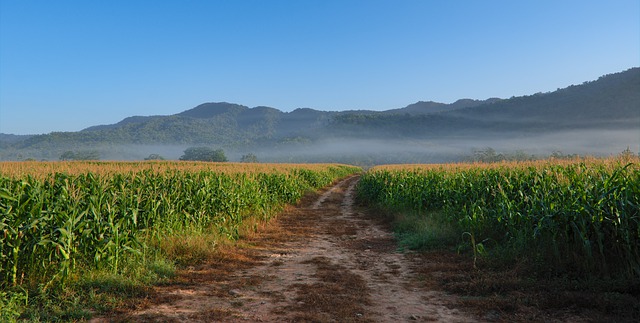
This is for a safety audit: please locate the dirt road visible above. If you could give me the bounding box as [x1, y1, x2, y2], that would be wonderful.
[116, 176, 476, 322]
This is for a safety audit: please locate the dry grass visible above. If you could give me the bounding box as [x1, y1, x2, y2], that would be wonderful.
[152, 233, 220, 267]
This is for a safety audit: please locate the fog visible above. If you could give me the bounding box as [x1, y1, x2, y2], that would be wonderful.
[2, 129, 636, 164]
[233, 129, 639, 165]
[76, 129, 640, 164]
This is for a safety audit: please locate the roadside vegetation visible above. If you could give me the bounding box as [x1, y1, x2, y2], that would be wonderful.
[356, 155, 640, 320]
[0, 161, 360, 321]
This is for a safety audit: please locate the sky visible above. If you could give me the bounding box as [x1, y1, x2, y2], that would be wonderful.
[0, 1, 638, 135]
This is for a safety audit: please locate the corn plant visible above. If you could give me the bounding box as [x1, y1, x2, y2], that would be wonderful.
[0, 162, 360, 290]
[357, 157, 640, 279]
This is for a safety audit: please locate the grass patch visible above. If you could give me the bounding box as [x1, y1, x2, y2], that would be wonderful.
[0, 290, 28, 323]
[153, 231, 220, 267]
[13, 253, 176, 322]
[392, 210, 460, 251]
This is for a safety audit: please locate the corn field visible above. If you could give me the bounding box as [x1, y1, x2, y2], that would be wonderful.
[0, 161, 360, 290]
[357, 157, 640, 279]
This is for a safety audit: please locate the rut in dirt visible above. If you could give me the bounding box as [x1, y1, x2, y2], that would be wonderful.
[112, 176, 475, 322]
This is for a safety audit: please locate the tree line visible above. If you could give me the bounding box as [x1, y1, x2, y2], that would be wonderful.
[58, 147, 263, 163]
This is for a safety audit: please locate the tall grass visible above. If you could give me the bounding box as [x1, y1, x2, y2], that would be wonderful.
[357, 157, 640, 279]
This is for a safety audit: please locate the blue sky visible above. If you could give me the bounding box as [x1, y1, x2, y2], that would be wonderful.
[1, 1, 638, 135]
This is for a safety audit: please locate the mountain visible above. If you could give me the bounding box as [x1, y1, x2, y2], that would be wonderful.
[82, 115, 162, 132]
[324, 68, 639, 139]
[0, 134, 33, 149]
[448, 69, 640, 128]
[1, 67, 638, 163]
[383, 98, 502, 115]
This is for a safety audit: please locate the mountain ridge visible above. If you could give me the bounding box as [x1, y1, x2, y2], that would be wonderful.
[1, 67, 638, 162]
[77, 98, 500, 134]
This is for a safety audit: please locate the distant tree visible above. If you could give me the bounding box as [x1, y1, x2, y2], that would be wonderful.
[512, 150, 534, 161]
[473, 147, 503, 163]
[550, 150, 565, 159]
[179, 147, 227, 162]
[60, 151, 76, 161]
[550, 150, 578, 160]
[74, 150, 100, 160]
[240, 153, 258, 163]
[144, 153, 165, 160]
[60, 150, 100, 161]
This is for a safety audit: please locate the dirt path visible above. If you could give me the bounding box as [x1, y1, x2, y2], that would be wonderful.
[112, 176, 476, 322]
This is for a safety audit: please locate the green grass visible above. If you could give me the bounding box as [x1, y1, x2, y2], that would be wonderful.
[392, 210, 459, 251]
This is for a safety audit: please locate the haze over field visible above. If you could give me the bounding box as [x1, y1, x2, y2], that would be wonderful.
[0, 1, 638, 163]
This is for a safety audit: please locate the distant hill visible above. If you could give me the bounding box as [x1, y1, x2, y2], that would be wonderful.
[327, 68, 640, 137]
[383, 98, 502, 115]
[448, 68, 640, 128]
[0, 133, 33, 143]
[176, 102, 247, 119]
[1, 67, 638, 163]
[82, 115, 162, 132]
[0, 134, 33, 149]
